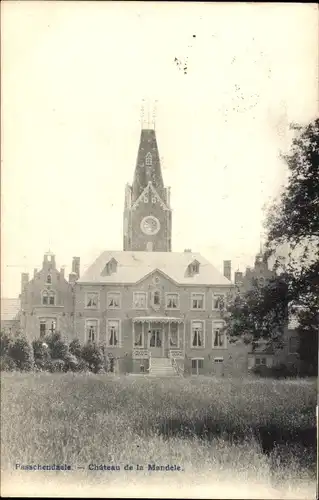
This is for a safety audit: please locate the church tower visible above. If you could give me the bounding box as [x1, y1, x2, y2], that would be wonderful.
[123, 127, 172, 252]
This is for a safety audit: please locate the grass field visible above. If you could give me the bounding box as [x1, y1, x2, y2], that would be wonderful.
[1, 373, 317, 499]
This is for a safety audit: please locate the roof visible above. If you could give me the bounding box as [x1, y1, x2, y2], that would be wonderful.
[131, 129, 166, 203]
[1, 298, 20, 322]
[78, 251, 232, 286]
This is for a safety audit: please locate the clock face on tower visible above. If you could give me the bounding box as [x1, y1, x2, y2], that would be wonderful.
[140, 216, 160, 235]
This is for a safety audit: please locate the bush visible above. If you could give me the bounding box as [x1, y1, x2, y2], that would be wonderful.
[48, 359, 65, 373]
[69, 338, 82, 359]
[0, 331, 13, 357]
[44, 332, 69, 360]
[251, 363, 299, 379]
[32, 339, 51, 370]
[8, 337, 34, 371]
[81, 342, 104, 373]
[63, 352, 79, 372]
[0, 355, 17, 371]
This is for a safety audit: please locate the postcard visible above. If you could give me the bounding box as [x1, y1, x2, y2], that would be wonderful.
[1, 1, 318, 498]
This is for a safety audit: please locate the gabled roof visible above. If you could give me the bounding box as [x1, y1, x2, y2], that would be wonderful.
[78, 251, 232, 286]
[1, 298, 20, 322]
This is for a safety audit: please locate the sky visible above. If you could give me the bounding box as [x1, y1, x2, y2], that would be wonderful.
[1, 1, 318, 298]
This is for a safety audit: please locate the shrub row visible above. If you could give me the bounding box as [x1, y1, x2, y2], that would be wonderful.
[0, 330, 114, 373]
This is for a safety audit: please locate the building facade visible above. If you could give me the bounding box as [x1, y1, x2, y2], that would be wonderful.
[235, 251, 300, 372]
[11, 124, 252, 376]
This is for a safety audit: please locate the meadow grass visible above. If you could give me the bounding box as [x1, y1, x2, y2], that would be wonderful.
[1, 373, 317, 499]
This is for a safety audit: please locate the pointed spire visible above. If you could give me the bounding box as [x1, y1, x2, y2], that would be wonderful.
[131, 105, 165, 202]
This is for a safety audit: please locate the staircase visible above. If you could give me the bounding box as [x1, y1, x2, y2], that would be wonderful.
[149, 357, 179, 377]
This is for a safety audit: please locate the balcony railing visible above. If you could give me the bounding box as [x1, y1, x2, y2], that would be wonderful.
[168, 349, 184, 359]
[132, 348, 150, 359]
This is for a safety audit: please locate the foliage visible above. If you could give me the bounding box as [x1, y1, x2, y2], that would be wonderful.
[8, 337, 34, 371]
[63, 352, 79, 372]
[81, 342, 104, 373]
[0, 355, 17, 371]
[69, 338, 82, 359]
[32, 339, 51, 370]
[0, 331, 13, 357]
[226, 275, 289, 347]
[251, 363, 299, 379]
[48, 359, 65, 373]
[44, 331, 69, 360]
[226, 119, 319, 371]
[266, 118, 319, 247]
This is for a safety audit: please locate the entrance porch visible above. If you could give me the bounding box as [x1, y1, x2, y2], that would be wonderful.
[132, 316, 185, 375]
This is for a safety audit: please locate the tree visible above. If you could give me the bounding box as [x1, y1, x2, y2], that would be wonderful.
[8, 337, 34, 371]
[226, 275, 290, 348]
[226, 118, 319, 371]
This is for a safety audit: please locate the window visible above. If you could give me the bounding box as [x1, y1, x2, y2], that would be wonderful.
[85, 292, 99, 309]
[169, 323, 179, 347]
[107, 292, 121, 309]
[102, 258, 118, 276]
[134, 329, 143, 347]
[143, 195, 149, 203]
[191, 293, 205, 310]
[213, 322, 227, 348]
[212, 294, 226, 311]
[42, 291, 48, 305]
[42, 289, 55, 306]
[150, 329, 162, 347]
[191, 358, 204, 375]
[46, 274, 52, 284]
[146, 242, 153, 251]
[166, 293, 179, 309]
[191, 321, 205, 348]
[255, 357, 266, 366]
[214, 357, 224, 363]
[152, 197, 157, 204]
[40, 320, 46, 338]
[133, 292, 147, 309]
[39, 318, 56, 338]
[86, 319, 98, 343]
[145, 152, 152, 166]
[107, 319, 120, 347]
[188, 260, 200, 275]
[152, 290, 161, 308]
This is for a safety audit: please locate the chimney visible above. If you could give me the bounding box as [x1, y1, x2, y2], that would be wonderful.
[21, 272, 29, 294]
[184, 249, 192, 253]
[234, 271, 243, 286]
[33, 268, 38, 278]
[69, 272, 77, 284]
[60, 267, 65, 279]
[223, 260, 231, 281]
[72, 257, 80, 279]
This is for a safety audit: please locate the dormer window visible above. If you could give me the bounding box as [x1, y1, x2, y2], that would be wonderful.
[188, 260, 200, 276]
[145, 152, 152, 166]
[46, 274, 52, 284]
[102, 258, 118, 276]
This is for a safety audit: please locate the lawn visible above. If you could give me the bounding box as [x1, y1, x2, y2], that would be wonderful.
[1, 373, 317, 499]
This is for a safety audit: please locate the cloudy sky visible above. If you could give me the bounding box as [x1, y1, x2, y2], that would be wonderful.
[2, 2, 318, 297]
